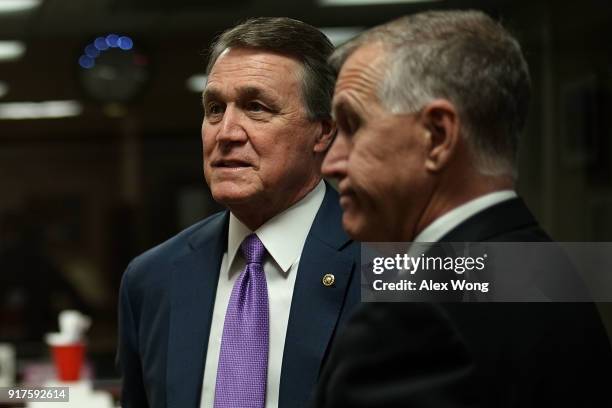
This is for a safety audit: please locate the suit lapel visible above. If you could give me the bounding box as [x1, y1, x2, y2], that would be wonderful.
[279, 184, 356, 407]
[166, 212, 229, 408]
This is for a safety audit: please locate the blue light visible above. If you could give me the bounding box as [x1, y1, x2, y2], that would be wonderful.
[84, 44, 99, 58]
[106, 34, 119, 48]
[79, 55, 95, 69]
[118, 36, 133, 50]
[94, 37, 108, 51]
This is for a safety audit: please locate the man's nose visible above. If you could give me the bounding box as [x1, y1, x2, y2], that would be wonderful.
[217, 105, 248, 144]
[322, 134, 349, 179]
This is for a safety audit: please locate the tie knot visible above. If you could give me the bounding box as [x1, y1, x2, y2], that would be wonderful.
[240, 234, 266, 264]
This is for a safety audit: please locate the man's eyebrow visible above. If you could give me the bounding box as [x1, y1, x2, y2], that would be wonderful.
[238, 86, 281, 111]
[202, 85, 281, 112]
[238, 86, 275, 103]
[202, 88, 221, 106]
[202, 86, 277, 102]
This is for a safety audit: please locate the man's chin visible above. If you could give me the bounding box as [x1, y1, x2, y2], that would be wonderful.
[342, 210, 393, 241]
[342, 211, 372, 241]
[210, 185, 256, 207]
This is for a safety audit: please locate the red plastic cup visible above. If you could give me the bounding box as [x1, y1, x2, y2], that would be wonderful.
[51, 342, 85, 382]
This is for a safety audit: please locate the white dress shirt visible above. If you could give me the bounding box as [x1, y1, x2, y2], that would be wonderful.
[414, 190, 518, 242]
[199, 180, 326, 408]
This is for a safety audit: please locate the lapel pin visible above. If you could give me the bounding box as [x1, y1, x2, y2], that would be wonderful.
[322, 273, 335, 287]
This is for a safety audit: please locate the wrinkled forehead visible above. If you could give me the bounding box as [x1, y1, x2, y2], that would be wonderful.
[333, 42, 388, 104]
[205, 47, 304, 96]
[209, 47, 303, 78]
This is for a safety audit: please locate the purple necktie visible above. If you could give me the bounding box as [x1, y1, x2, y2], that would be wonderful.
[214, 234, 269, 408]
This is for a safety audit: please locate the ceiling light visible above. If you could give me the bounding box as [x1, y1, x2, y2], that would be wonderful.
[320, 27, 364, 46]
[320, 0, 440, 6]
[186, 74, 207, 93]
[0, 0, 42, 14]
[0, 41, 26, 62]
[0, 100, 82, 120]
[78, 34, 135, 69]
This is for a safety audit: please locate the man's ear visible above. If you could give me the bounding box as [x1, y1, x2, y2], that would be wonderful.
[313, 118, 336, 153]
[421, 99, 461, 172]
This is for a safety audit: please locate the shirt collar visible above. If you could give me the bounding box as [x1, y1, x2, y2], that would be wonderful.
[226, 180, 326, 274]
[414, 190, 517, 242]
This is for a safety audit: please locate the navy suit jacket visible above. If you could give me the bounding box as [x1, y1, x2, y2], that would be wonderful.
[315, 198, 612, 407]
[118, 184, 360, 408]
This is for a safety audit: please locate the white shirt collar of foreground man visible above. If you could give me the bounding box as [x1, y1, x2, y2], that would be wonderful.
[415, 190, 518, 243]
[225, 179, 326, 274]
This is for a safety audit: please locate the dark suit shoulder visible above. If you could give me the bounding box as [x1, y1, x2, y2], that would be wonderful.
[441, 198, 550, 242]
[124, 211, 227, 293]
[315, 303, 476, 408]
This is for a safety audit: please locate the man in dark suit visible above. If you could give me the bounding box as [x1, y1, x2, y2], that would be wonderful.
[118, 18, 360, 408]
[318, 10, 612, 407]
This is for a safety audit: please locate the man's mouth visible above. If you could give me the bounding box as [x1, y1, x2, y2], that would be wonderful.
[339, 193, 355, 211]
[338, 180, 354, 198]
[212, 159, 252, 168]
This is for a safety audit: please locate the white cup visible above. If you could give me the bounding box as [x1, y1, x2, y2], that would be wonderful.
[0, 343, 16, 387]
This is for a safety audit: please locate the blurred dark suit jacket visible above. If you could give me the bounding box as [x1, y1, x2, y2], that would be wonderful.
[118, 184, 360, 408]
[315, 198, 612, 407]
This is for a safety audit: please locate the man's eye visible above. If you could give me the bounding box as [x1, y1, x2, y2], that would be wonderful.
[207, 103, 224, 116]
[338, 116, 356, 136]
[246, 101, 266, 112]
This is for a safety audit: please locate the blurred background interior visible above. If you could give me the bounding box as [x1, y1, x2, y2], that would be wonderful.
[0, 0, 611, 388]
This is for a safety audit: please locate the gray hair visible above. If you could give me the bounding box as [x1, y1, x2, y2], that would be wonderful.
[206, 17, 335, 122]
[329, 10, 531, 177]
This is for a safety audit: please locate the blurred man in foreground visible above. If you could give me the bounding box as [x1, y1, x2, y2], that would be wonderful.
[118, 17, 360, 408]
[317, 10, 612, 407]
